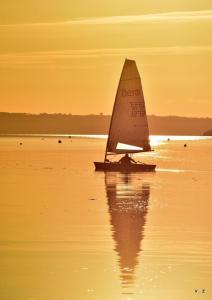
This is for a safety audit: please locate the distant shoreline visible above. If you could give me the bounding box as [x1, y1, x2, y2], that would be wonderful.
[0, 112, 212, 136]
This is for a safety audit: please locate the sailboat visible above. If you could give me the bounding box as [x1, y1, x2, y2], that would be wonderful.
[94, 59, 156, 172]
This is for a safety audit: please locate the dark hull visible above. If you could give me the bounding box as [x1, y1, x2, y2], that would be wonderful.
[94, 162, 156, 172]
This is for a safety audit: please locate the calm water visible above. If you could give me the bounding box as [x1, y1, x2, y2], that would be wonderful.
[0, 135, 212, 300]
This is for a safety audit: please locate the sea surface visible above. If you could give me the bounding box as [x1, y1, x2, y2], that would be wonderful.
[0, 135, 212, 300]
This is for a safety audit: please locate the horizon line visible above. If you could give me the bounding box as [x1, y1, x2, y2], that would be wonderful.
[0, 112, 212, 119]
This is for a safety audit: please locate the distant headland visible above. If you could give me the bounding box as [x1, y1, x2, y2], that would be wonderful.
[203, 129, 212, 136]
[0, 112, 212, 136]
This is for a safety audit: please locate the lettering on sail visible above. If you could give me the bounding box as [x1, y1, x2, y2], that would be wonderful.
[130, 102, 145, 117]
[121, 89, 140, 97]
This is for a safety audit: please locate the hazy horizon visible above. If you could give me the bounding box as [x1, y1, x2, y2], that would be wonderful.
[1, 112, 211, 135]
[1, 111, 212, 119]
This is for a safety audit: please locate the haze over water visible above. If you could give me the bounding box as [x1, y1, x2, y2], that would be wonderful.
[0, 135, 211, 300]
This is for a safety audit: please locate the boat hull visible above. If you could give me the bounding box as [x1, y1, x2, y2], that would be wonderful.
[94, 162, 156, 172]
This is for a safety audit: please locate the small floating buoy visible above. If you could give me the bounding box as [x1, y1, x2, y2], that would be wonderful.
[167, 138, 170, 141]
[19, 142, 22, 146]
[58, 140, 62, 144]
[184, 144, 187, 147]
[68, 135, 71, 139]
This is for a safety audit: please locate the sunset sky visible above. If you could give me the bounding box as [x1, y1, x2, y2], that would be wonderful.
[0, 1, 212, 117]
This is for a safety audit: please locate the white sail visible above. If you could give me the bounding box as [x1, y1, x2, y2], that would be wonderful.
[107, 59, 151, 154]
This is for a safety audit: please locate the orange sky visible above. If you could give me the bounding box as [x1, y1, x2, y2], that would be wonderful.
[0, 1, 212, 117]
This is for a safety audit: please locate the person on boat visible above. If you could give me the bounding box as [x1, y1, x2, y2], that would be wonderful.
[119, 153, 136, 165]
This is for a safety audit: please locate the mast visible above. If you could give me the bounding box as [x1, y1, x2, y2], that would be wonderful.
[104, 61, 125, 162]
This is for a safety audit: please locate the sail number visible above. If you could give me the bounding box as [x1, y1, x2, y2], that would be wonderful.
[121, 89, 140, 97]
[130, 102, 145, 117]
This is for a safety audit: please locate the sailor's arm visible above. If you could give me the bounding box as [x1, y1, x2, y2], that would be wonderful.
[119, 157, 124, 163]
[130, 157, 137, 163]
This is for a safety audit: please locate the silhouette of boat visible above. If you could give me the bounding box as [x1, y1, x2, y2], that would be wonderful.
[94, 59, 156, 172]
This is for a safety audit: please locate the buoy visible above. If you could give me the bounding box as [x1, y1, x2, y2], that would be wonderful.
[58, 140, 62, 144]
[19, 142, 22, 146]
[167, 138, 170, 141]
[184, 144, 187, 147]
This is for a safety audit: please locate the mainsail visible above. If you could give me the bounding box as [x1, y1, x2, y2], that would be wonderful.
[106, 59, 151, 155]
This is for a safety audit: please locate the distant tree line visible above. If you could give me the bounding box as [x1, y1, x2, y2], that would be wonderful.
[0, 112, 211, 135]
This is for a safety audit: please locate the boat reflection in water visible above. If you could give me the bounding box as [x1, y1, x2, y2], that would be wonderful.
[105, 172, 150, 293]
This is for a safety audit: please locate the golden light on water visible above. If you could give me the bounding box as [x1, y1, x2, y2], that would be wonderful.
[0, 136, 212, 299]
